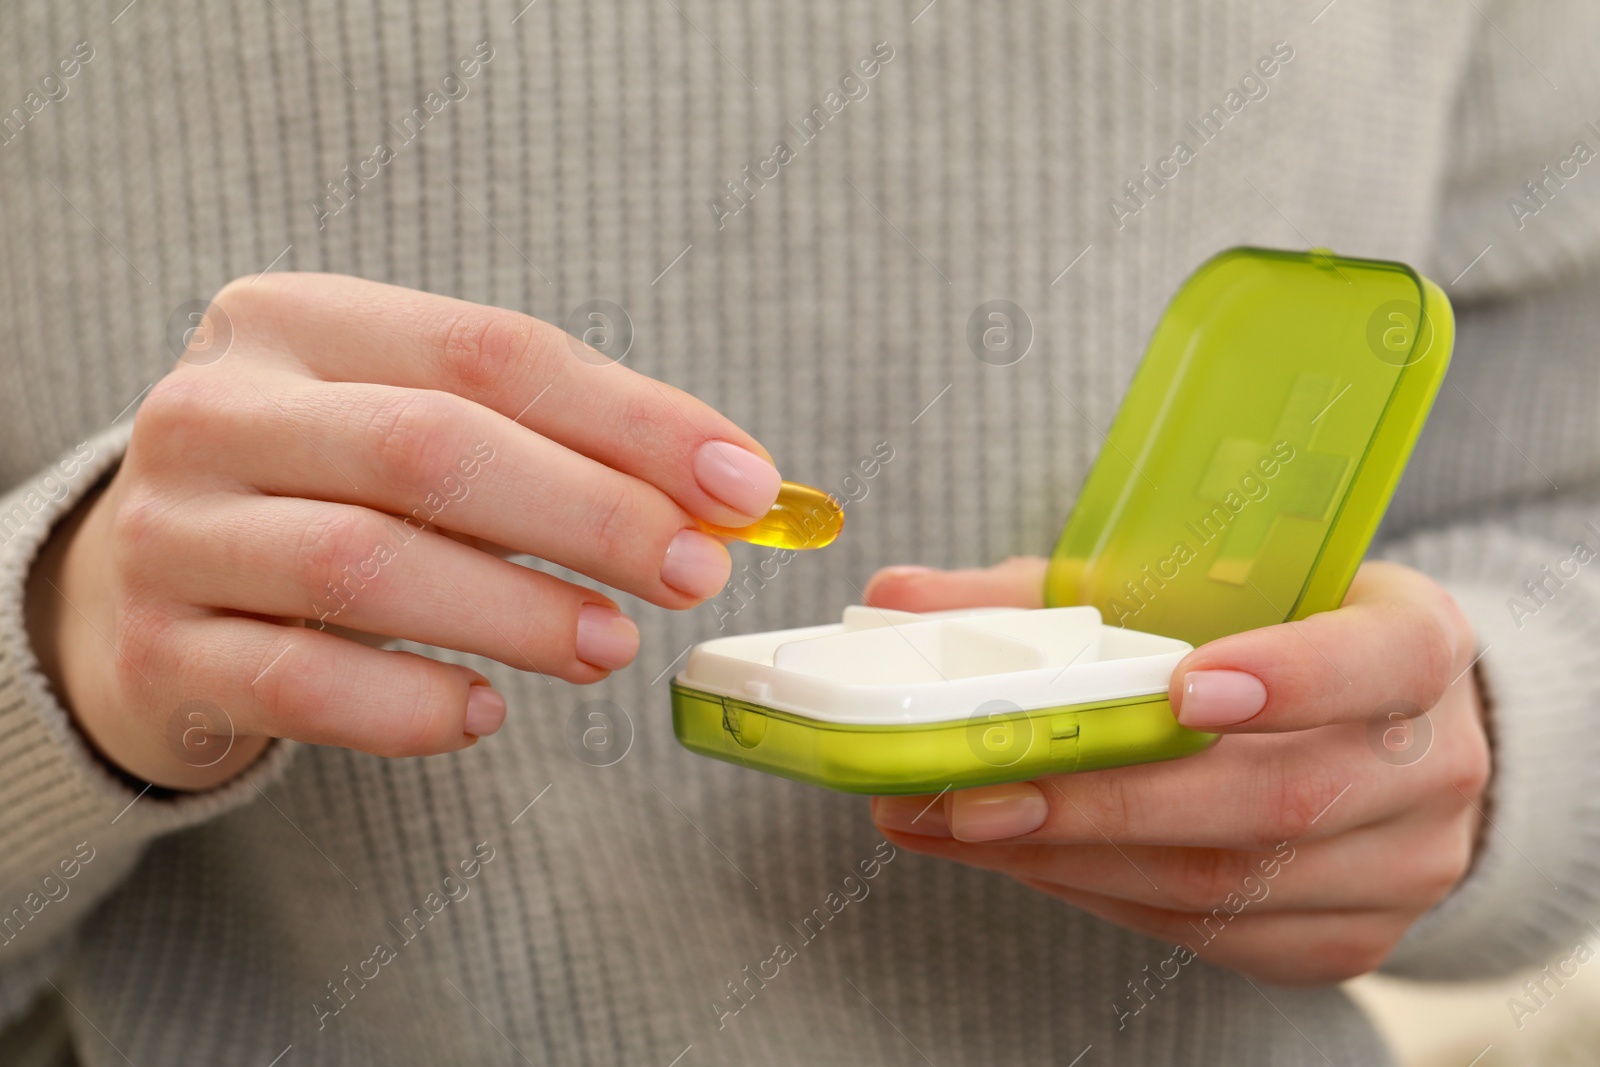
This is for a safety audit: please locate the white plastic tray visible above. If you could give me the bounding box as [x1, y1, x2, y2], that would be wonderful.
[677, 606, 1192, 726]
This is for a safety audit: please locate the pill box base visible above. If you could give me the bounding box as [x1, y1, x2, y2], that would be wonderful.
[670, 681, 1218, 795]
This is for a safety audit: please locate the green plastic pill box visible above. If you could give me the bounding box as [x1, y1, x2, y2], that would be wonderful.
[672, 247, 1455, 794]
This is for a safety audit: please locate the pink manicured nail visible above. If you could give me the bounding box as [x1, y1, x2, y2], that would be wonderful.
[575, 604, 639, 670]
[1177, 669, 1268, 728]
[693, 441, 782, 521]
[864, 565, 939, 606]
[949, 783, 1048, 842]
[872, 795, 952, 837]
[874, 565, 937, 582]
[661, 528, 732, 599]
[464, 686, 506, 737]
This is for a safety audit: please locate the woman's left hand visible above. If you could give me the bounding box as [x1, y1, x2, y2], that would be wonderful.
[868, 556, 1490, 986]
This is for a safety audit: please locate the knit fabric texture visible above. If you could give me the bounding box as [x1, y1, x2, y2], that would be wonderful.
[1, 2, 1598, 1064]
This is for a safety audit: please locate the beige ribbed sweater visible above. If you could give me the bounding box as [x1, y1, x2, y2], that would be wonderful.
[2, 2, 1599, 1064]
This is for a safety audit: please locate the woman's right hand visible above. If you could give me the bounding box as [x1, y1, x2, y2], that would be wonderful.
[23, 274, 781, 790]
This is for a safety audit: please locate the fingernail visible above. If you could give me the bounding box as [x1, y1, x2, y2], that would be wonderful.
[874, 565, 937, 582]
[872, 795, 952, 838]
[464, 685, 507, 738]
[693, 441, 782, 522]
[1176, 669, 1268, 728]
[661, 528, 732, 599]
[864, 565, 939, 606]
[949, 783, 1048, 841]
[576, 604, 639, 670]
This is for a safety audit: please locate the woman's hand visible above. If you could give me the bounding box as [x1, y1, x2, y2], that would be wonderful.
[24, 274, 782, 791]
[867, 556, 1490, 985]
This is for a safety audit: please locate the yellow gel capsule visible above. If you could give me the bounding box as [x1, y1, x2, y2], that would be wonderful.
[708, 481, 844, 549]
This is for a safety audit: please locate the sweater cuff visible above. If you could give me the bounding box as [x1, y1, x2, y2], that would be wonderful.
[0, 423, 297, 968]
[1377, 524, 1600, 979]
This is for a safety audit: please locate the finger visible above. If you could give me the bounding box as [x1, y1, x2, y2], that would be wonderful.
[158, 495, 637, 680]
[863, 556, 1048, 612]
[1169, 561, 1477, 733]
[203, 376, 732, 608]
[873, 806, 1474, 914]
[172, 616, 502, 757]
[1013, 879, 1414, 986]
[219, 273, 781, 526]
[873, 727, 1428, 849]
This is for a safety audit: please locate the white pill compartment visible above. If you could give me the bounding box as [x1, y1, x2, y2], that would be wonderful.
[682, 606, 1190, 725]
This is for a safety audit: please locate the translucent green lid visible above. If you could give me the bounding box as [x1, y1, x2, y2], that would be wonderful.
[1045, 247, 1454, 646]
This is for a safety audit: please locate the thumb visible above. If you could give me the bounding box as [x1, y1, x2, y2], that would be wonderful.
[1167, 561, 1476, 733]
[863, 556, 1048, 612]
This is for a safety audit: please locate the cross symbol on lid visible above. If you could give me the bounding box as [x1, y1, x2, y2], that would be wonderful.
[1195, 373, 1351, 585]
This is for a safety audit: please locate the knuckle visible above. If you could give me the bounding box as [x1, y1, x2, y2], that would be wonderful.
[1411, 668, 1492, 801]
[1075, 770, 1138, 841]
[508, 621, 564, 677]
[437, 306, 548, 396]
[374, 671, 462, 756]
[362, 390, 461, 487]
[106, 489, 173, 571]
[1450, 721, 1492, 802]
[604, 394, 657, 454]
[1166, 848, 1251, 912]
[1408, 602, 1460, 709]
[208, 274, 300, 346]
[209, 275, 255, 305]
[247, 636, 304, 731]
[213, 271, 285, 312]
[112, 595, 177, 691]
[293, 509, 385, 598]
[1259, 760, 1334, 845]
[132, 373, 222, 457]
[209, 274, 267, 321]
[586, 483, 641, 562]
[1414, 826, 1475, 904]
[1435, 584, 1480, 666]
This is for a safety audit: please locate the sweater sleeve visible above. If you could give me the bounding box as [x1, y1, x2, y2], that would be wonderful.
[1377, 506, 1600, 979]
[0, 421, 297, 1026]
[1374, 0, 1600, 980]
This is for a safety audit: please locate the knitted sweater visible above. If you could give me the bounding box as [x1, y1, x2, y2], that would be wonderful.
[1, 2, 1599, 1064]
